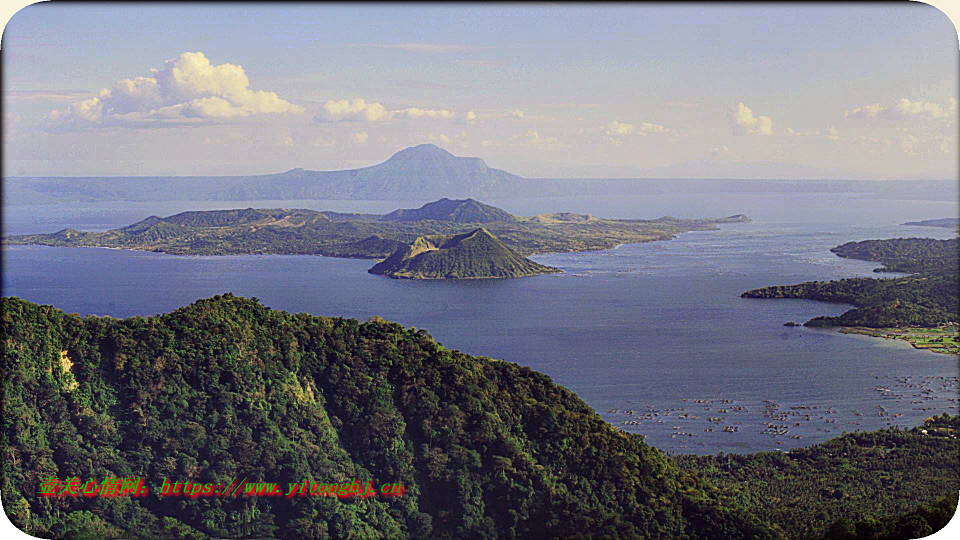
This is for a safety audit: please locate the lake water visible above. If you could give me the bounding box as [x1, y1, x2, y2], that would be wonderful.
[3, 192, 958, 454]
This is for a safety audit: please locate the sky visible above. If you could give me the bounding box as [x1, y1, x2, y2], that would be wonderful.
[2, 3, 958, 179]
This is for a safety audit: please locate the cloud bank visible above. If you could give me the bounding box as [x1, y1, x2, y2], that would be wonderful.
[844, 98, 955, 121]
[49, 52, 303, 128]
[315, 98, 454, 122]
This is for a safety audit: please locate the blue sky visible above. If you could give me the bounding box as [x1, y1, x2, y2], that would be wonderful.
[2, 3, 957, 178]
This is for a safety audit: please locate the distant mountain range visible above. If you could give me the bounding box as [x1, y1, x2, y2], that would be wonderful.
[6, 144, 958, 204]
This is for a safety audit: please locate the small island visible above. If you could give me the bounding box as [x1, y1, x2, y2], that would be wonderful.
[369, 228, 560, 279]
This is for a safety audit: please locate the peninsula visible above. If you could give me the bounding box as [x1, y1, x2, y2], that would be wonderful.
[742, 237, 959, 353]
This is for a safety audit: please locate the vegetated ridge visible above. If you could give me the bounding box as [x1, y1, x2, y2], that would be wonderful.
[741, 237, 959, 328]
[2, 294, 774, 540]
[3, 294, 956, 539]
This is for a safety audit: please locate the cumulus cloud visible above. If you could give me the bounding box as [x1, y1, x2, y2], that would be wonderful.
[48, 51, 303, 128]
[891, 98, 944, 119]
[605, 120, 634, 135]
[353, 131, 369, 144]
[845, 98, 954, 121]
[319, 99, 389, 122]
[395, 107, 453, 118]
[784, 127, 819, 137]
[638, 122, 666, 134]
[844, 103, 886, 119]
[460, 109, 528, 122]
[314, 99, 454, 122]
[730, 102, 773, 135]
[602, 120, 670, 143]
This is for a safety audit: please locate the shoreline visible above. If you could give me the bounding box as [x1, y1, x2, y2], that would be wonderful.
[838, 326, 960, 356]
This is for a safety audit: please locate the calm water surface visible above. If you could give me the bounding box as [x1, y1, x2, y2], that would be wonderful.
[3, 193, 958, 454]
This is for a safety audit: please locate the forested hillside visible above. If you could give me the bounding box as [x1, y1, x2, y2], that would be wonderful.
[677, 415, 959, 539]
[831, 238, 959, 275]
[742, 237, 959, 328]
[2, 295, 773, 540]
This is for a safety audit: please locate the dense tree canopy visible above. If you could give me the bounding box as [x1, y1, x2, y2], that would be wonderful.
[742, 237, 959, 328]
[3, 294, 773, 540]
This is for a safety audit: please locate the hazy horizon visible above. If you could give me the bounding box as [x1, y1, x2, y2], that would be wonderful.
[3, 4, 958, 180]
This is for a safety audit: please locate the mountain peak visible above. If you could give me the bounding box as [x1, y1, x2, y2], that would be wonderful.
[383, 198, 517, 223]
[369, 227, 559, 279]
[387, 144, 457, 162]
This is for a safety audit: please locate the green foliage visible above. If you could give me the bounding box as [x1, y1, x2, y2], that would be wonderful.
[816, 495, 957, 540]
[831, 238, 959, 276]
[742, 237, 959, 328]
[2, 294, 775, 539]
[676, 415, 960, 539]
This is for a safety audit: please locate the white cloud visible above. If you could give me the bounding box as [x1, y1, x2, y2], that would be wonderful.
[603, 121, 668, 140]
[845, 98, 954, 121]
[315, 99, 454, 122]
[638, 122, 666, 134]
[353, 131, 369, 144]
[49, 51, 303, 128]
[394, 107, 453, 118]
[730, 102, 773, 135]
[891, 98, 944, 119]
[844, 103, 886, 119]
[784, 127, 820, 137]
[318, 98, 389, 122]
[605, 120, 634, 135]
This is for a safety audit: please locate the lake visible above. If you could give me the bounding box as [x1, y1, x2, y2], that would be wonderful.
[3, 191, 958, 454]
